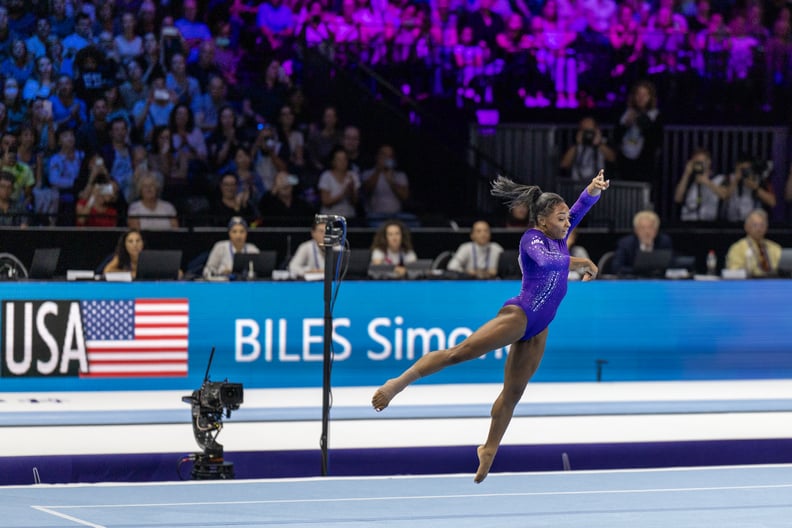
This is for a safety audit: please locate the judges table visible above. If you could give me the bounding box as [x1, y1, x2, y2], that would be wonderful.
[1, 279, 790, 392]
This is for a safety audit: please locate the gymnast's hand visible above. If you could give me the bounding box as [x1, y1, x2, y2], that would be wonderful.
[570, 256, 598, 281]
[587, 170, 610, 196]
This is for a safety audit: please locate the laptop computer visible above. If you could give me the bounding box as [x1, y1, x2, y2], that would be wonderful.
[405, 259, 433, 279]
[232, 251, 277, 279]
[368, 263, 397, 280]
[670, 254, 695, 272]
[136, 250, 182, 281]
[632, 249, 673, 277]
[777, 248, 792, 277]
[28, 248, 60, 279]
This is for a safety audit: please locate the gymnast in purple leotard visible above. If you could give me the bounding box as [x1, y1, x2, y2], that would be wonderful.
[372, 170, 610, 483]
[503, 186, 600, 341]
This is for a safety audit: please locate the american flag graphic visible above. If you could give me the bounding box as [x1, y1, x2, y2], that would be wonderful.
[80, 299, 189, 378]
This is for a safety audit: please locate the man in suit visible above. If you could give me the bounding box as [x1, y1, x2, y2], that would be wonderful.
[612, 210, 673, 275]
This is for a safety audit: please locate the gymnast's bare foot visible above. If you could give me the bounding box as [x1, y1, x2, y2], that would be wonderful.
[371, 380, 397, 411]
[474, 445, 496, 483]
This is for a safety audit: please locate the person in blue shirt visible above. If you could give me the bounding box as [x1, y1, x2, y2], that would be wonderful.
[49, 74, 88, 130]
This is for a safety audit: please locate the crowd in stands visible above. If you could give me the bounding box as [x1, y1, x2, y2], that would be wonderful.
[0, 0, 790, 232]
[0, 0, 429, 230]
[291, 0, 792, 115]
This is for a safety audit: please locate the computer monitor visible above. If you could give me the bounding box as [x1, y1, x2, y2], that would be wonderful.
[345, 249, 371, 279]
[136, 250, 182, 280]
[232, 251, 277, 279]
[632, 249, 673, 277]
[28, 248, 60, 279]
[405, 259, 433, 279]
[777, 248, 792, 277]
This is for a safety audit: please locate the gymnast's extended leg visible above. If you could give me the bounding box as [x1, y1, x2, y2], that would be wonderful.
[475, 327, 548, 483]
[372, 306, 527, 411]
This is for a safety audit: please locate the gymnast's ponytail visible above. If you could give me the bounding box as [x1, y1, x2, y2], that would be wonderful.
[490, 175, 565, 227]
[490, 175, 564, 226]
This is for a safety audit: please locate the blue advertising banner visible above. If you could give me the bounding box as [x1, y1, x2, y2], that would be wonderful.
[0, 280, 790, 392]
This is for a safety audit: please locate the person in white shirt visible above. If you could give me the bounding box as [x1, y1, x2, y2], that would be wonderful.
[674, 148, 728, 222]
[202, 216, 259, 278]
[369, 219, 417, 278]
[361, 144, 409, 219]
[127, 172, 178, 230]
[288, 220, 328, 278]
[447, 220, 504, 278]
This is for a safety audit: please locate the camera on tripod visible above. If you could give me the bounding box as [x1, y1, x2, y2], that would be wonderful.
[180, 348, 244, 480]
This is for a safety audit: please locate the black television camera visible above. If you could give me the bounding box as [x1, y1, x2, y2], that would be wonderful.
[194, 381, 243, 414]
[180, 348, 244, 480]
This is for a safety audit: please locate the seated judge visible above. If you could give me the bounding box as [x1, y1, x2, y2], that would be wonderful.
[202, 216, 260, 278]
[103, 229, 144, 278]
[447, 220, 503, 279]
[288, 220, 328, 279]
[725, 209, 782, 278]
[612, 210, 673, 275]
[369, 219, 417, 279]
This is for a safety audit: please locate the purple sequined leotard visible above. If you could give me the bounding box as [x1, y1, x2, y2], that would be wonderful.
[503, 188, 600, 340]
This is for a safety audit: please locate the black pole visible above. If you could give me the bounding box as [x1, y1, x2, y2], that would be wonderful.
[596, 359, 608, 382]
[320, 240, 335, 476]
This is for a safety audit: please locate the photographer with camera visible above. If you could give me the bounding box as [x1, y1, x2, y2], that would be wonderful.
[560, 116, 616, 182]
[673, 148, 729, 222]
[723, 153, 777, 223]
[783, 164, 792, 217]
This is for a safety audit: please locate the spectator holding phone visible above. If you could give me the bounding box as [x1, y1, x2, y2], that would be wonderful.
[132, 73, 175, 142]
[259, 170, 315, 226]
[76, 154, 119, 227]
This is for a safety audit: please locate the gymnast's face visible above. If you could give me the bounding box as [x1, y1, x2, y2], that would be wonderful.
[537, 202, 570, 240]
